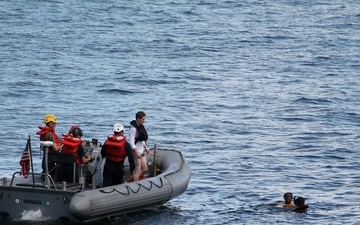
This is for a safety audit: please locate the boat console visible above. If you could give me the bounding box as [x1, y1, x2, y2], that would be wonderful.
[10, 139, 105, 190]
[81, 139, 103, 189]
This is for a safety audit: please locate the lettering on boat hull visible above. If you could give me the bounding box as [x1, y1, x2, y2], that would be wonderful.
[23, 199, 42, 205]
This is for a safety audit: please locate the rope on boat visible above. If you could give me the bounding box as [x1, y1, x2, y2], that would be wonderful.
[99, 178, 164, 195]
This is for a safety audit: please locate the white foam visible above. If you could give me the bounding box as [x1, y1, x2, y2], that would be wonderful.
[18, 209, 49, 221]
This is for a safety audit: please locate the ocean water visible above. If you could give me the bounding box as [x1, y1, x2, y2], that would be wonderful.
[1, 0, 360, 224]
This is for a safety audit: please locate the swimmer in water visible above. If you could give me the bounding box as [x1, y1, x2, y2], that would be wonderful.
[293, 196, 309, 213]
[278, 192, 295, 208]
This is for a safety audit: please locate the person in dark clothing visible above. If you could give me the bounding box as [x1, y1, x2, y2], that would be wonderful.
[293, 196, 309, 213]
[101, 123, 135, 187]
[60, 127, 92, 183]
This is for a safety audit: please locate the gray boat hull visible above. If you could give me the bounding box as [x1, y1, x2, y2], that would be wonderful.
[0, 146, 191, 223]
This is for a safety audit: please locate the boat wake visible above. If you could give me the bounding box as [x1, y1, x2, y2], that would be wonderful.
[18, 209, 49, 221]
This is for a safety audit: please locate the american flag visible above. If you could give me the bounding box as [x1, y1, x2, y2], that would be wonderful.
[19, 138, 30, 177]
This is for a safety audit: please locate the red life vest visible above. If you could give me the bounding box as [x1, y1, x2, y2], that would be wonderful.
[61, 136, 83, 165]
[104, 135, 127, 162]
[36, 126, 61, 152]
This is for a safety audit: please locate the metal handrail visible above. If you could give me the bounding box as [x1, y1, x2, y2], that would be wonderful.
[9, 172, 58, 190]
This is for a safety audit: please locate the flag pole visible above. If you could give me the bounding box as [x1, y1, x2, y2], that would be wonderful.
[28, 135, 36, 188]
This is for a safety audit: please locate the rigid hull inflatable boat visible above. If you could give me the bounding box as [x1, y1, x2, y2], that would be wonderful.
[0, 139, 191, 223]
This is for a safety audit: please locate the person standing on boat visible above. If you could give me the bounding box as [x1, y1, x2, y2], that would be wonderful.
[62, 125, 79, 138]
[36, 114, 63, 178]
[60, 127, 92, 183]
[129, 111, 150, 181]
[101, 123, 135, 187]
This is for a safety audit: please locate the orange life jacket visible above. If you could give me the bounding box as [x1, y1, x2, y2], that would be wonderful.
[36, 126, 61, 152]
[61, 136, 83, 165]
[104, 135, 127, 162]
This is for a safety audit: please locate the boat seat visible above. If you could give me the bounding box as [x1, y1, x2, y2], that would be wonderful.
[48, 152, 77, 183]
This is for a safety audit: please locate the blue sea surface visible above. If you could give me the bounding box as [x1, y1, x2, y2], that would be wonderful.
[1, 0, 360, 224]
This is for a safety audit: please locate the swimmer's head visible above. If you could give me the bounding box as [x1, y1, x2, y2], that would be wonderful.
[294, 196, 305, 207]
[283, 192, 293, 203]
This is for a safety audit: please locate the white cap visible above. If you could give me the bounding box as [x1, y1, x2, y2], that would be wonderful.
[113, 123, 125, 132]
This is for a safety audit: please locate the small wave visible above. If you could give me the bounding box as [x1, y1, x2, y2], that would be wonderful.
[293, 97, 332, 104]
[98, 88, 135, 94]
